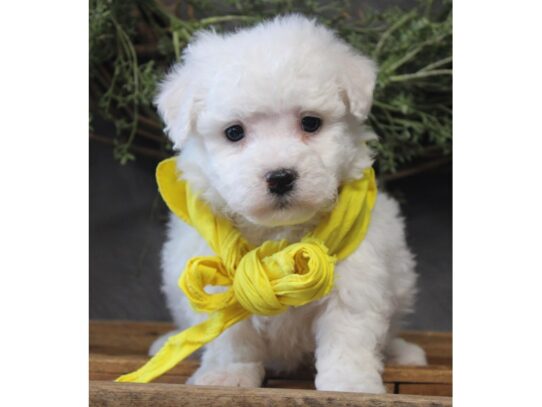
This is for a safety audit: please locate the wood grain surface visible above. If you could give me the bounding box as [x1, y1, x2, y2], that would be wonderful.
[90, 320, 452, 364]
[89, 320, 453, 405]
[90, 381, 452, 407]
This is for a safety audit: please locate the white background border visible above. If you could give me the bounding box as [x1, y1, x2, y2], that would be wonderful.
[0, 1, 88, 405]
[454, 0, 542, 405]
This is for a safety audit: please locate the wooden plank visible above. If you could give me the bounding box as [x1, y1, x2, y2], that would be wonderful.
[89, 381, 452, 407]
[90, 320, 172, 355]
[400, 331, 452, 366]
[89, 320, 452, 364]
[90, 354, 451, 384]
[89, 321, 452, 399]
[398, 384, 452, 397]
[382, 365, 451, 384]
[90, 354, 194, 383]
[90, 354, 199, 377]
[90, 371, 191, 384]
[91, 372, 394, 393]
[254, 380, 395, 393]
[264, 379, 316, 390]
[91, 356, 394, 392]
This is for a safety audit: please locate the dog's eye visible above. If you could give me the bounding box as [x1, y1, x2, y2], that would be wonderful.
[224, 125, 245, 142]
[301, 116, 322, 133]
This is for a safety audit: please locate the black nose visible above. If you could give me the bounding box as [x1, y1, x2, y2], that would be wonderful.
[265, 168, 298, 196]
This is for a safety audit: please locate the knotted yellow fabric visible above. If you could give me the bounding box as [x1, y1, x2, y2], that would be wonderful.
[116, 157, 377, 383]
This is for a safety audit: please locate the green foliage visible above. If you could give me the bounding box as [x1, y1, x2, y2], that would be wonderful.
[90, 0, 452, 175]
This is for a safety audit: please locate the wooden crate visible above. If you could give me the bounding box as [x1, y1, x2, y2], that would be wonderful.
[90, 320, 452, 406]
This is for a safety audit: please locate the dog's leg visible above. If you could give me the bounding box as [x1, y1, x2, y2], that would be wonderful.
[314, 309, 388, 393]
[187, 319, 266, 388]
[385, 337, 427, 365]
[313, 253, 393, 394]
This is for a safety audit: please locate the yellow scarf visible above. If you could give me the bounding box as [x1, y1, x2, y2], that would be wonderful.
[116, 157, 377, 383]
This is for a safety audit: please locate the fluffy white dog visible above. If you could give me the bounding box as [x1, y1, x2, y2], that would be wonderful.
[150, 15, 426, 393]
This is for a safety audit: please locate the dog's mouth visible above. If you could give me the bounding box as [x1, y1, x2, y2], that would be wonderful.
[242, 195, 323, 227]
[226, 181, 338, 228]
[274, 195, 294, 210]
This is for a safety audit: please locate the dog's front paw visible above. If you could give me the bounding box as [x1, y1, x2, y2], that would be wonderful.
[315, 371, 386, 394]
[189, 362, 264, 388]
[386, 338, 427, 366]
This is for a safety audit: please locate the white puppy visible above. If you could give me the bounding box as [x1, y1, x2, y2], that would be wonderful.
[151, 15, 426, 393]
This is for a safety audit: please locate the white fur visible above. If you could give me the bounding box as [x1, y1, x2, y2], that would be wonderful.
[153, 15, 426, 394]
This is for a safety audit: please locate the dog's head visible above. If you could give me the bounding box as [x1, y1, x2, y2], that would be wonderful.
[156, 15, 377, 227]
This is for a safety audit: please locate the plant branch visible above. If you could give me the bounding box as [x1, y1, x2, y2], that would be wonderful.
[382, 156, 451, 181]
[389, 69, 452, 82]
[90, 132, 168, 160]
[373, 11, 417, 58]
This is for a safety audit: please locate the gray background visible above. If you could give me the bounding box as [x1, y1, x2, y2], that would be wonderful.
[89, 0, 451, 331]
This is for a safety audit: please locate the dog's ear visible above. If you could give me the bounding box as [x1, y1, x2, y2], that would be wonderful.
[155, 31, 224, 149]
[154, 62, 200, 150]
[338, 51, 377, 122]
